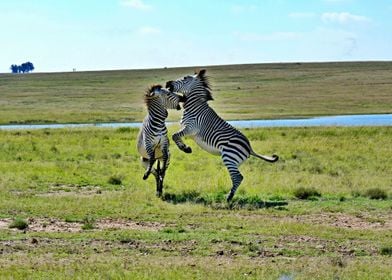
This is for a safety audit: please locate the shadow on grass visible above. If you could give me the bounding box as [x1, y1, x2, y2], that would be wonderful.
[162, 190, 288, 210]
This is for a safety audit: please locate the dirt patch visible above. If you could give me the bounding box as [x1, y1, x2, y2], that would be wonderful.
[276, 235, 378, 257]
[35, 184, 103, 197]
[0, 237, 197, 257]
[0, 218, 165, 233]
[97, 218, 164, 231]
[289, 213, 392, 230]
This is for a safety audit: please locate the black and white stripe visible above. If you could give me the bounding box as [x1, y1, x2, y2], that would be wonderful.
[137, 85, 181, 196]
[166, 70, 278, 201]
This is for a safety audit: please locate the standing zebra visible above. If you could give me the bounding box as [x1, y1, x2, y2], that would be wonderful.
[166, 69, 279, 201]
[137, 85, 182, 196]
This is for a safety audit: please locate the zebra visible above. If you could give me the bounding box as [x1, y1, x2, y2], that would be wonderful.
[137, 85, 182, 196]
[166, 69, 279, 202]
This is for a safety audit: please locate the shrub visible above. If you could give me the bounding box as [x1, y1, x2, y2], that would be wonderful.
[380, 247, 392, 256]
[81, 216, 96, 230]
[108, 175, 123, 185]
[9, 218, 28, 230]
[364, 188, 388, 200]
[293, 187, 321, 200]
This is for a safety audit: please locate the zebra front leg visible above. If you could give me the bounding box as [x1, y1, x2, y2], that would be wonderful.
[222, 153, 244, 202]
[172, 127, 193, 153]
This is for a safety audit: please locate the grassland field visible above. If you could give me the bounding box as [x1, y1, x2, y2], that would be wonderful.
[1, 61, 392, 125]
[0, 62, 391, 279]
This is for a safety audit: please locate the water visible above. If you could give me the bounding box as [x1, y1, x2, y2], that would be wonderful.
[228, 114, 392, 128]
[0, 114, 391, 130]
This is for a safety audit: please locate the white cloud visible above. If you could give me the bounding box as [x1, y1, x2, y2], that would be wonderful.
[321, 12, 370, 24]
[289, 12, 316, 19]
[137, 26, 160, 35]
[121, 0, 151, 11]
[235, 31, 301, 42]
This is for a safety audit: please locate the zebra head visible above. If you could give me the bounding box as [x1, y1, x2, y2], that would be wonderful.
[166, 69, 213, 101]
[146, 85, 182, 110]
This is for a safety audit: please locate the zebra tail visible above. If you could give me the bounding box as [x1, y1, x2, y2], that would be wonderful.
[250, 150, 279, 163]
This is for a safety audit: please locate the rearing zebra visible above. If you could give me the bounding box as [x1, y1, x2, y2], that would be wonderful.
[166, 69, 278, 201]
[137, 85, 182, 196]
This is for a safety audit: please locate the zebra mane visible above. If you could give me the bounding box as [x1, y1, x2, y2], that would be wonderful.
[144, 85, 162, 104]
[196, 69, 213, 101]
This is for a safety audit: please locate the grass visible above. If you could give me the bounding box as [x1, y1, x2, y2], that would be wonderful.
[8, 218, 28, 230]
[364, 188, 388, 200]
[108, 174, 123, 185]
[1, 61, 392, 125]
[81, 216, 96, 230]
[293, 187, 322, 200]
[0, 126, 391, 278]
[1, 62, 392, 278]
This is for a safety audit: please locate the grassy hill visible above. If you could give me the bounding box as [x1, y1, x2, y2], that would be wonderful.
[1, 61, 392, 125]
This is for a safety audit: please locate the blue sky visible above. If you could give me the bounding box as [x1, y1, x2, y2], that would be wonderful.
[1, 0, 391, 72]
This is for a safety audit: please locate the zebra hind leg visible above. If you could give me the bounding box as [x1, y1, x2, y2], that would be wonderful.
[141, 157, 157, 180]
[143, 157, 156, 180]
[226, 170, 243, 202]
[155, 161, 163, 197]
[221, 154, 244, 202]
[141, 157, 162, 196]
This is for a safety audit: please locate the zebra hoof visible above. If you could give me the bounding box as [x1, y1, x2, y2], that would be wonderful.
[184, 147, 192, 153]
[226, 193, 234, 202]
[143, 173, 149, 180]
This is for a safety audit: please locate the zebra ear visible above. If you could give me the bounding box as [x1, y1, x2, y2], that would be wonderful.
[148, 85, 162, 96]
[151, 85, 162, 91]
[197, 69, 206, 78]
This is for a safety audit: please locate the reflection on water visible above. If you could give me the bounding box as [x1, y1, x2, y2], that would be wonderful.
[0, 114, 391, 130]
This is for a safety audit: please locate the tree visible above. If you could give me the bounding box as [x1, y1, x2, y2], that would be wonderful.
[10, 64, 18, 73]
[10, 62, 35, 73]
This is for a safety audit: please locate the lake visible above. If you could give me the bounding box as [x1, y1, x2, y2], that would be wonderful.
[0, 114, 391, 130]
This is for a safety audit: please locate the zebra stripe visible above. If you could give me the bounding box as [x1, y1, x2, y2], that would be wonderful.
[166, 70, 278, 201]
[137, 85, 181, 196]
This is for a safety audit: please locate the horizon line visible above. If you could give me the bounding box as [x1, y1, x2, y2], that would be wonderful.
[1, 59, 392, 74]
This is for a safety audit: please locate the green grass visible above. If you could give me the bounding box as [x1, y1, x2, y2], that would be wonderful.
[293, 187, 322, 200]
[8, 218, 28, 230]
[0, 126, 391, 279]
[1, 61, 392, 125]
[364, 188, 388, 200]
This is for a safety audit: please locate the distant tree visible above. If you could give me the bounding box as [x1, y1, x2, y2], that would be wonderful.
[10, 62, 35, 73]
[23, 62, 34, 72]
[10, 64, 18, 73]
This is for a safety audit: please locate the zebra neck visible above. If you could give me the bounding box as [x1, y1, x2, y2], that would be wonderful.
[146, 100, 168, 122]
[183, 97, 209, 112]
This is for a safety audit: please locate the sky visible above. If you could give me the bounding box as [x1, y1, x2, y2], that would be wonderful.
[1, 0, 391, 73]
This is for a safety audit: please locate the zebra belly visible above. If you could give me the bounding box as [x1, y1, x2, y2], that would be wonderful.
[137, 136, 164, 160]
[194, 136, 221, 155]
[138, 146, 163, 160]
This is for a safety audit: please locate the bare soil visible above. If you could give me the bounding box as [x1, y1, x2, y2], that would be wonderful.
[0, 217, 165, 233]
[288, 212, 392, 230]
